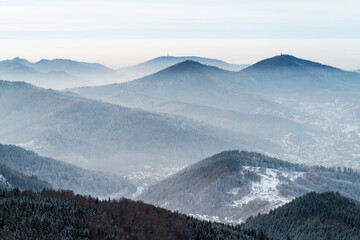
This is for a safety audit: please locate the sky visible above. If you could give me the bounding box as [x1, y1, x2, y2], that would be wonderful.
[0, 0, 359, 70]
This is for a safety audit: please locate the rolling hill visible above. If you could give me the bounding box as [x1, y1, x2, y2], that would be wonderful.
[138, 151, 360, 224]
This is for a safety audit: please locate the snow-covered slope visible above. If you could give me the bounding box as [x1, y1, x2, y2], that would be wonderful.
[229, 167, 304, 208]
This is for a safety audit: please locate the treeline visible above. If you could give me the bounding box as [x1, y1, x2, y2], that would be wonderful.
[199, 151, 360, 176]
[0, 189, 265, 240]
[2, 188, 359, 239]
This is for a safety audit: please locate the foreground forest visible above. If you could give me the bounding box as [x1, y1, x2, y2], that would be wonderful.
[1, 189, 360, 239]
[0, 189, 261, 240]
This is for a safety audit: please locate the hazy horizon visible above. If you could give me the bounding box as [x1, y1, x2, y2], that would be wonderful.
[1, 0, 359, 70]
[1, 44, 359, 72]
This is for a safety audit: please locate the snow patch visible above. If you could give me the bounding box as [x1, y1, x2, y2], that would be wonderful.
[189, 214, 221, 223]
[229, 166, 304, 209]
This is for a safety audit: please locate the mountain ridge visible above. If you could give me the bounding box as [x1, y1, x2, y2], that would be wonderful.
[117, 55, 248, 81]
[0, 144, 136, 197]
[0, 57, 117, 88]
[0, 162, 50, 191]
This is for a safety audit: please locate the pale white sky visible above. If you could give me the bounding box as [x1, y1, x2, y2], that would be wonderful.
[0, 0, 359, 70]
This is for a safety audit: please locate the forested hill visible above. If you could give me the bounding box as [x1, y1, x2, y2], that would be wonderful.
[139, 150, 360, 224]
[0, 163, 50, 191]
[243, 191, 360, 240]
[0, 189, 261, 240]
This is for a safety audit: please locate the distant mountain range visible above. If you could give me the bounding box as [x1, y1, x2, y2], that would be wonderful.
[0, 57, 118, 89]
[72, 54, 360, 112]
[117, 56, 249, 81]
[138, 150, 360, 224]
[1, 55, 357, 90]
[71, 55, 360, 169]
[29, 58, 115, 76]
[0, 144, 136, 197]
[0, 56, 247, 89]
[0, 59, 82, 89]
[5, 54, 356, 91]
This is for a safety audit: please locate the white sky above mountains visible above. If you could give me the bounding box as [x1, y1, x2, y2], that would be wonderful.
[0, 0, 359, 70]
